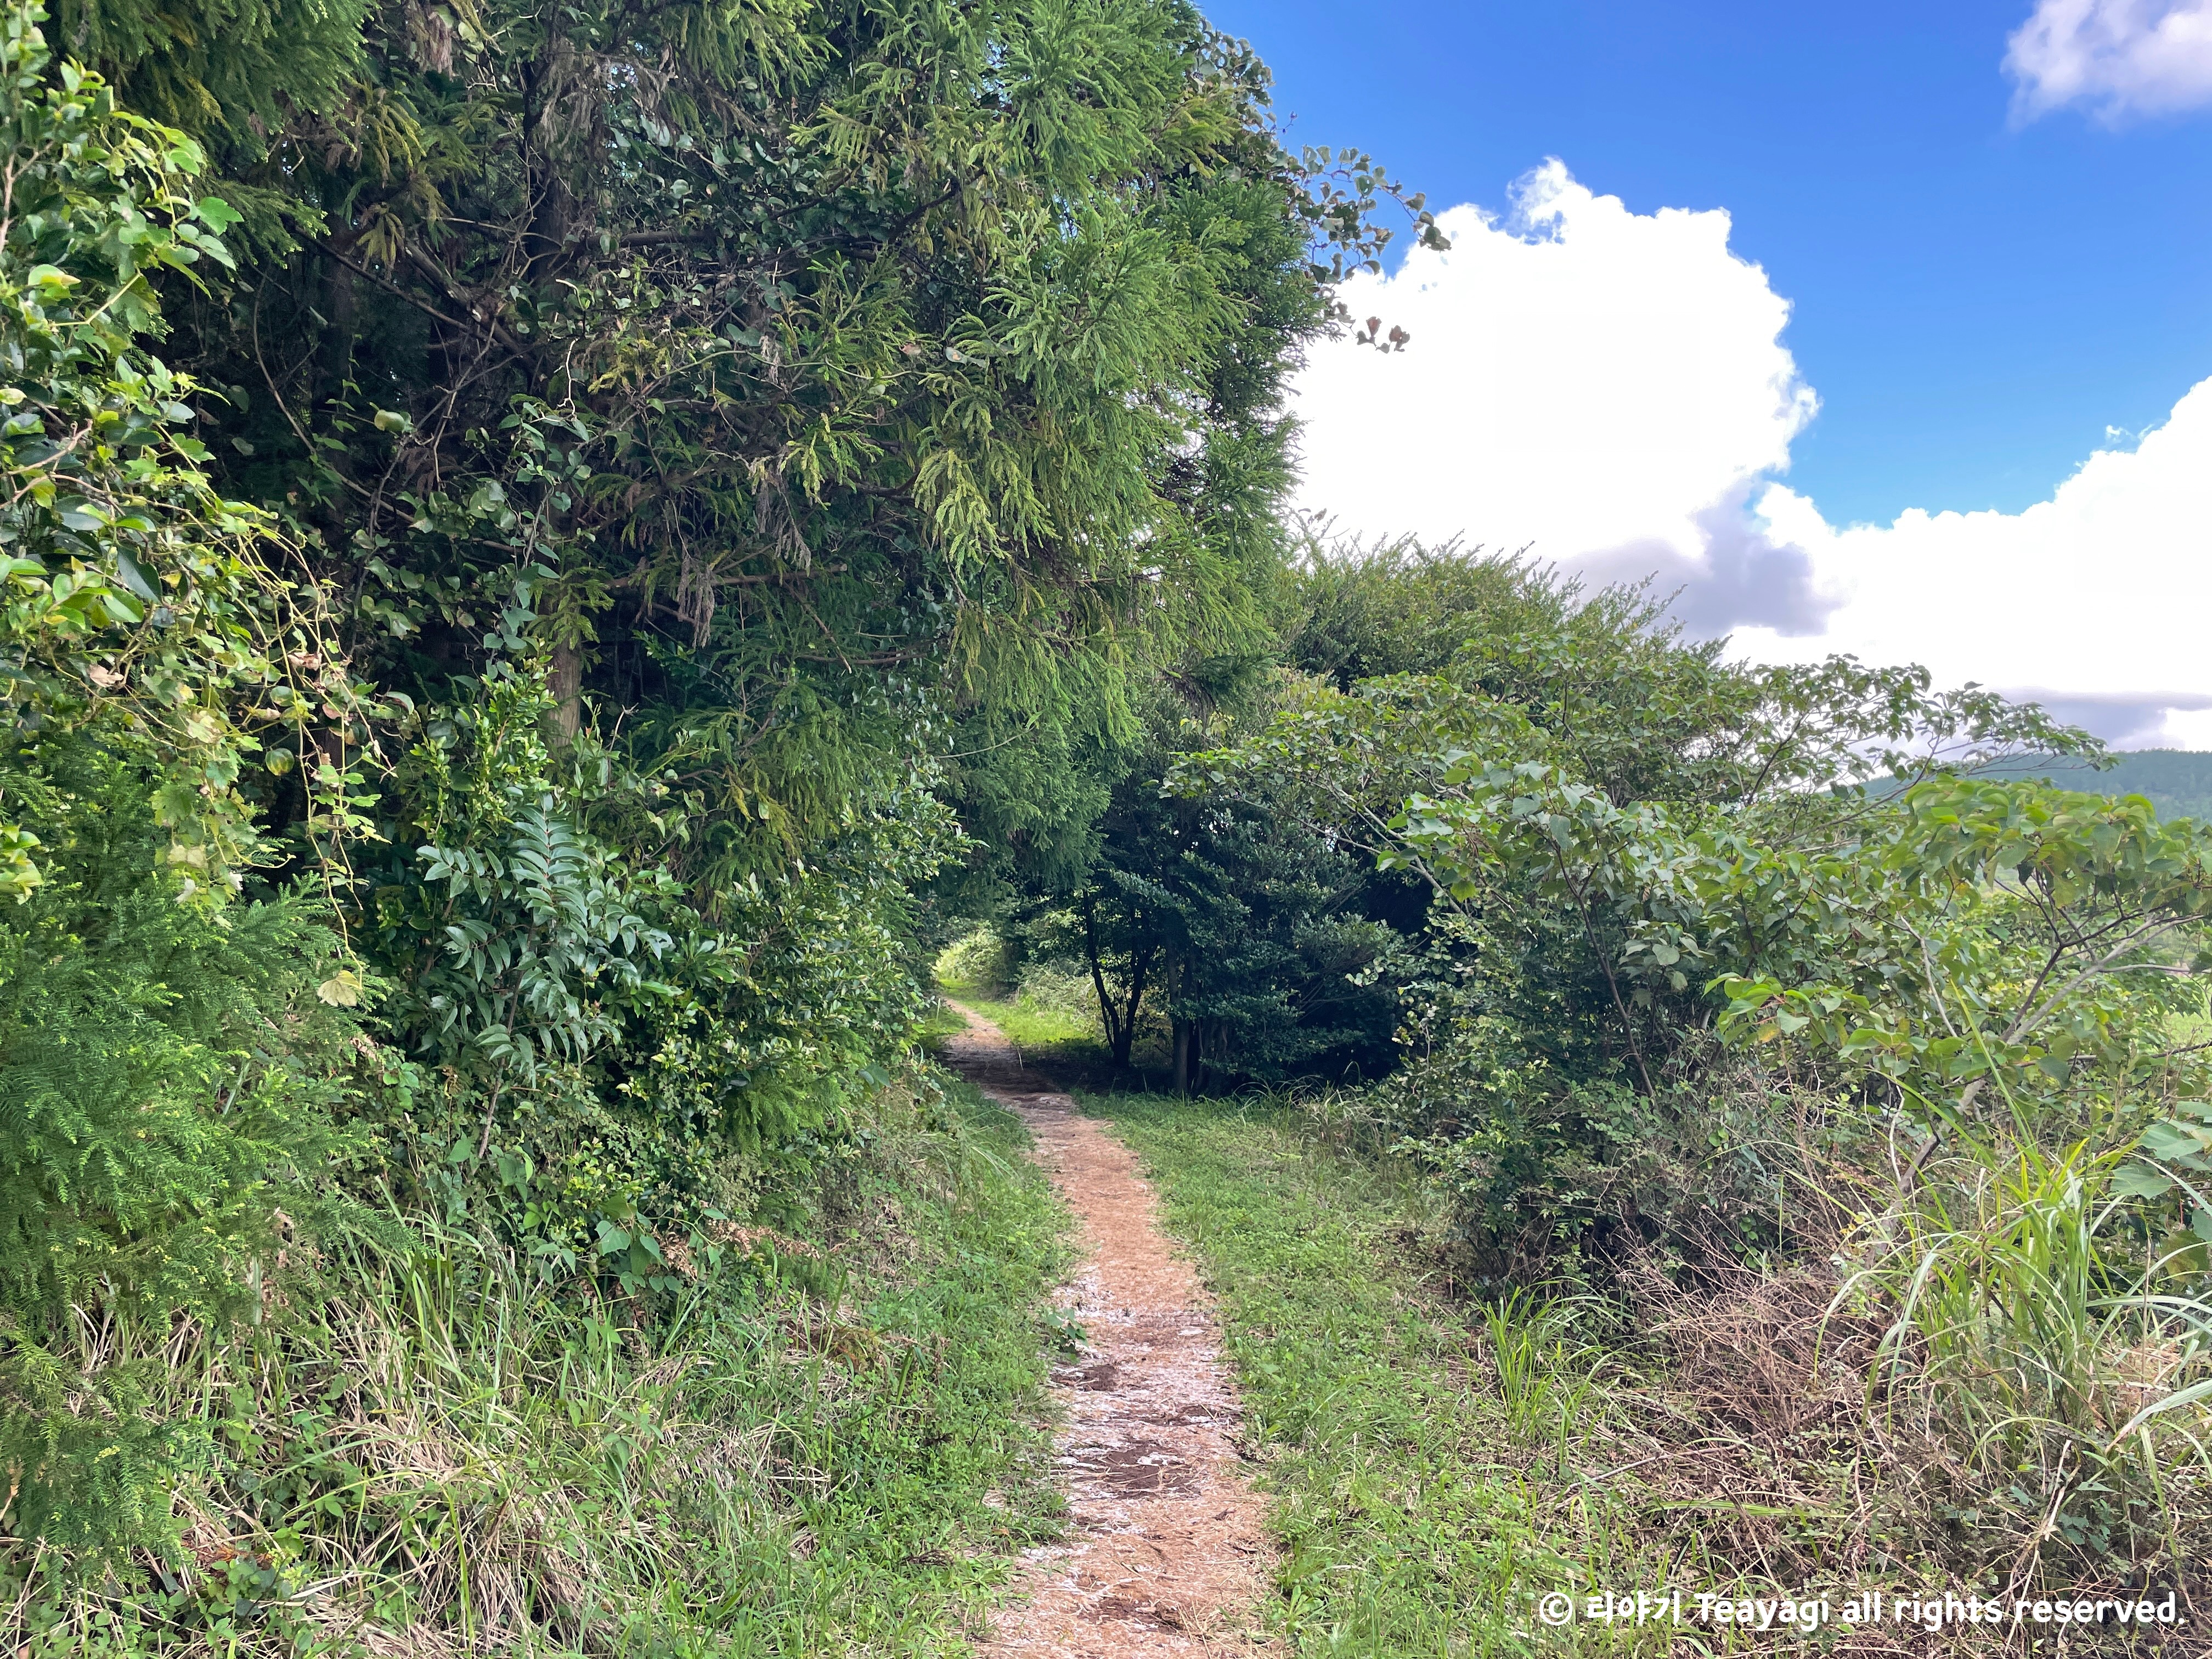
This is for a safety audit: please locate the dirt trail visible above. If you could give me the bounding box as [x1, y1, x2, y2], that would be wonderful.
[940, 1003, 1277, 1657]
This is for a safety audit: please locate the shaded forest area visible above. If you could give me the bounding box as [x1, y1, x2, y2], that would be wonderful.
[4, 0, 2212, 1649]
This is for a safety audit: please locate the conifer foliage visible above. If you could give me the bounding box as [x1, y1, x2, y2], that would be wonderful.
[0, 740, 362, 1553]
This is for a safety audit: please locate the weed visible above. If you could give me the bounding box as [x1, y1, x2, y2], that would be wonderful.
[1, 1076, 1073, 1656]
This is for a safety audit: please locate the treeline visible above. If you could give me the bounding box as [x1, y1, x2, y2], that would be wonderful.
[0, 0, 1434, 1611]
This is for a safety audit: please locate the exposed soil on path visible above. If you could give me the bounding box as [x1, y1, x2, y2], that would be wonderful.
[940, 1003, 1278, 1658]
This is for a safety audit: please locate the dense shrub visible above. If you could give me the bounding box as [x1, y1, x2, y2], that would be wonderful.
[0, 740, 364, 1554]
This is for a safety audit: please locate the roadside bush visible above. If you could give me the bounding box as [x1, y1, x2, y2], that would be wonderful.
[0, 738, 365, 1557]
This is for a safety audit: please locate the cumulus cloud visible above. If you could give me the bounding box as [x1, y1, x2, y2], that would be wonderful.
[1576, 483, 1831, 637]
[1293, 160, 2212, 747]
[2013, 694, 2212, 748]
[2005, 0, 2212, 122]
[1294, 161, 1826, 636]
[1733, 380, 2212, 733]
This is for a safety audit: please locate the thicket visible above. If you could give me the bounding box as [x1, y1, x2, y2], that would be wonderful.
[0, 0, 1430, 1639]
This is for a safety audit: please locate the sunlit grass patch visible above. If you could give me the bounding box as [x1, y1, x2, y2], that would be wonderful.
[1088, 1092, 1622, 1656]
[948, 990, 1107, 1065]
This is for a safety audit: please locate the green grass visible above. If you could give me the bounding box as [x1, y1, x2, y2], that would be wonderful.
[917, 998, 973, 1045]
[938, 985, 1120, 1077]
[1083, 1093, 2199, 1656]
[1086, 1092, 1643, 1658]
[7, 1074, 1075, 1657]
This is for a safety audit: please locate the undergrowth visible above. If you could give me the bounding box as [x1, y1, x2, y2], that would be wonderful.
[1093, 1092, 2200, 1657]
[1, 1074, 1071, 1657]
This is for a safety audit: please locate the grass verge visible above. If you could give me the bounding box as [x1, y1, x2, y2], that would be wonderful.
[5, 1073, 1071, 1657]
[1089, 1091, 1596, 1657]
[1086, 1093, 2191, 1658]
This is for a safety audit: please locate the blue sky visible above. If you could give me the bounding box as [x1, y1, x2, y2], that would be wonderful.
[1210, 0, 2212, 526]
[1237, 0, 2212, 743]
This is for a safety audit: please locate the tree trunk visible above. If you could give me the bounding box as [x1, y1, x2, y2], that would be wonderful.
[522, 35, 575, 288]
[321, 252, 356, 411]
[528, 31, 582, 753]
[1081, 895, 1127, 1064]
[1172, 1019, 1197, 1095]
[1115, 944, 1152, 1072]
[549, 643, 582, 743]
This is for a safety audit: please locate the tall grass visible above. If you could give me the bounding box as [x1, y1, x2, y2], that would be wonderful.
[1095, 1087, 2211, 1656]
[1296, 1047, 2212, 1595]
[2, 1078, 1072, 1656]
[1843, 1125, 2212, 1583]
[1483, 1292, 1606, 1468]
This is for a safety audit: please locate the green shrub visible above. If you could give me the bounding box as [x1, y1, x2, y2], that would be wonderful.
[0, 740, 364, 1556]
[936, 929, 1012, 994]
[362, 668, 960, 1280]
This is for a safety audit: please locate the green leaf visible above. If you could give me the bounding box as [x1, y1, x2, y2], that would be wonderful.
[2141, 1120, 2212, 1164]
[113, 549, 158, 601]
[2111, 1161, 2176, 1201]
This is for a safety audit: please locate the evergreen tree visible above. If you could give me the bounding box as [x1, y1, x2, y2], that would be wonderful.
[0, 739, 363, 1555]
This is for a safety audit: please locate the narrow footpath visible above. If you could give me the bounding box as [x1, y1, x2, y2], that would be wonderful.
[939, 1003, 1278, 1657]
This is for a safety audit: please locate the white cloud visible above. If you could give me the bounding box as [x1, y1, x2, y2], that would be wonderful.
[2005, 0, 2212, 122]
[1734, 383, 2212, 731]
[1294, 161, 2212, 747]
[1294, 161, 1825, 630]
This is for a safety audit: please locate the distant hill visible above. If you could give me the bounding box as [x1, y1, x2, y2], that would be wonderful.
[1892, 750, 2212, 823]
